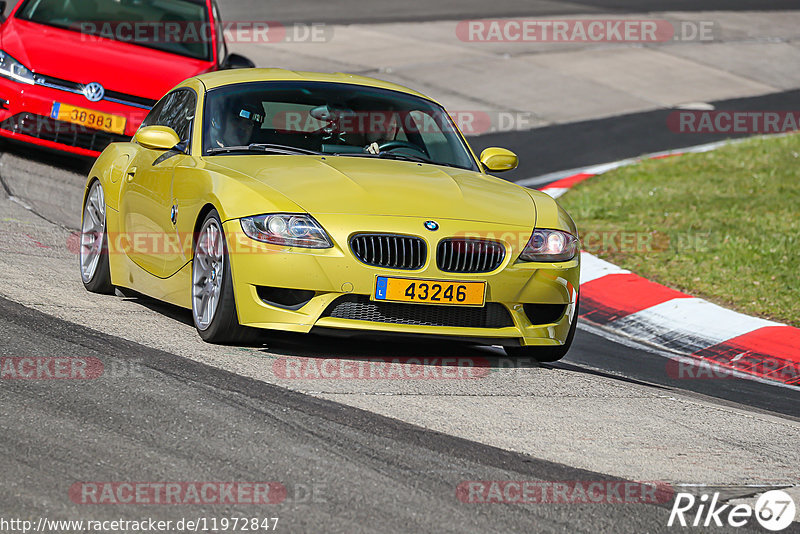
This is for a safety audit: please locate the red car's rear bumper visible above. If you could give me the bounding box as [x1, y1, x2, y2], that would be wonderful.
[0, 76, 152, 157]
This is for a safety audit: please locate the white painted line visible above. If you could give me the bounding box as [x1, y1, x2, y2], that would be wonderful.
[581, 158, 637, 175]
[681, 140, 731, 154]
[674, 102, 716, 111]
[579, 252, 630, 284]
[645, 140, 729, 159]
[517, 158, 634, 187]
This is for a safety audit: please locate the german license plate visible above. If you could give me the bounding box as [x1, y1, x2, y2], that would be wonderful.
[375, 276, 486, 306]
[50, 102, 126, 135]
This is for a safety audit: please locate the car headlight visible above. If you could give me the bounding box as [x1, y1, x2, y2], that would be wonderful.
[519, 229, 579, 262]
[240, 213, 332, 249]
[0, 50, 35, 85]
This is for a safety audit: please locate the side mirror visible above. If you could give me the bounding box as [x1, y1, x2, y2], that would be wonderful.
[221, 53, 255, 70]
[134, 126, 181, 151]
[480, 147, 518, 172]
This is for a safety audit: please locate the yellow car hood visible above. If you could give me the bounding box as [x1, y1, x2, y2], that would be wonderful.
[207, 155, 536, 227]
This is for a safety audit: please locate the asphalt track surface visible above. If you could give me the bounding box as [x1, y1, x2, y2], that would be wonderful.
[0, 132, 797, 532]
[1, 136, 796, 422]
[215, 0, 800, 25]
[0, 296, 689, 533]
[469, 88, 800, 182]
[2, 1, 800, 533]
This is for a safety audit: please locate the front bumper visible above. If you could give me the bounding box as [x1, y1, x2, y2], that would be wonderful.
[222, 215, 580, 347]
[0, 76, 150, 156]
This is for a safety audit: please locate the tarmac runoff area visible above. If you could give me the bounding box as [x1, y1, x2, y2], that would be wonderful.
[225, 10, 800, 135]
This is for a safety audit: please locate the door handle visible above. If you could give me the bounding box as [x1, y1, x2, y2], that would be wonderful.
[126, 167, 137, 182]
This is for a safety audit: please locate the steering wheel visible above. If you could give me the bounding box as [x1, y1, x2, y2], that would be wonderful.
[378, 140, 429, 157]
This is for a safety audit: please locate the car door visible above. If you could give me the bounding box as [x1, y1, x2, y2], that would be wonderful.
[120, 89, 196, 278]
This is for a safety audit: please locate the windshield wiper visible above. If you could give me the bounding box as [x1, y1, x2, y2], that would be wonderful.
[206, 144, 324, 156]
[333, 151, 435, 165]
[378, 151, 435, 164]
[207, 144, 470, 170]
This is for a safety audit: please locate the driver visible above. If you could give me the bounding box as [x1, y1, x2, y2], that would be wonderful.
[364, 111, 400, 153]
[209, 99, 264, 148]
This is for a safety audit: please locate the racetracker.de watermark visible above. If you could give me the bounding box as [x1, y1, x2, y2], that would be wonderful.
[666, 357, 800, 383]
[580, 230, 710, 254]
[68, 231, 290, 256]
[446, 230, 710, 255]
[0, 357, 103, 380]
[77, 21, 332, 43]
[0, 357, 148, 380]
[69, 482, 287, 505]
[273, 357, 491, 380]
[271, 109, 538, 136]
[668, 111, 800, 134]
[65, 229, 712, 258]
[456, 19, 715, 42]
[456, 481, 674, 504]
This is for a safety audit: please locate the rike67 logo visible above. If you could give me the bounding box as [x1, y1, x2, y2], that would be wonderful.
[668, 490, 797, 531]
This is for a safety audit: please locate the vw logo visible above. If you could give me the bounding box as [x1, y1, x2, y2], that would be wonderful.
[83, 82, 105, 102]
[424, 220, 439, 231]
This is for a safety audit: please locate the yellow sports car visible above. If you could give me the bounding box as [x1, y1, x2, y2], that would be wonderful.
[80, 69, 580, 361]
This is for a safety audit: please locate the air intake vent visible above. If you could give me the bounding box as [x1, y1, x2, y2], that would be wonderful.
[350, 234, 426, 270]
[321, 295, 513, 328]
[437, 239, 505, 273]
[523, 303, 567, 325]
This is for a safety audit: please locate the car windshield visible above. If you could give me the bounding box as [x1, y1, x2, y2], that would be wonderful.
[15, 0, 212, 61]
[202, 81, 480, 171]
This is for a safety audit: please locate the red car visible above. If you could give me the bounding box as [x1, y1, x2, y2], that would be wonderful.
[0, 0, 252, 157]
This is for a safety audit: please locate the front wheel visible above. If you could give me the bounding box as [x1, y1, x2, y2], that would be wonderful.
[79, 181, 113, 294]
[504, 299, 579, 362]
[192, 210, 256, 344]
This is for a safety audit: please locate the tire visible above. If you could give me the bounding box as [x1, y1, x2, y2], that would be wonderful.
[192, 209, 257, 344]
[504, 297, 579, 362]
[79, 181, 114, 294]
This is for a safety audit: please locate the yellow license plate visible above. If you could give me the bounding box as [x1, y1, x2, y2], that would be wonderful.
[50, 102, 126, 135]
[375, 276, 486, 306]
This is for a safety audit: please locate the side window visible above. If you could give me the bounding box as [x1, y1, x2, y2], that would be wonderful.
[139, 90, 197, 147]
[140, 98, 167, 129]
[161, 91, 197, 142]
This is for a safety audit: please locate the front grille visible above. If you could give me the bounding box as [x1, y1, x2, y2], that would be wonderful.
[437, 239, 505, 273]
[321, 295, 513, 328]
[0, 113, 129, 153]
[34, 74, 156, 109]
[350, 234, 426, 270]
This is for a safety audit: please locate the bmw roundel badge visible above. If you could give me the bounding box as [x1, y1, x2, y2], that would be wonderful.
[424, 220, 439, 231]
